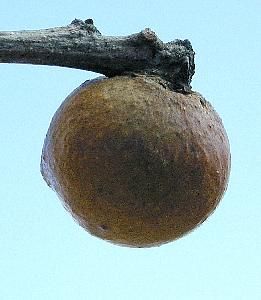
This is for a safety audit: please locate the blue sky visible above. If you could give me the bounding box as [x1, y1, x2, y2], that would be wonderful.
[0, 1, 260, 299]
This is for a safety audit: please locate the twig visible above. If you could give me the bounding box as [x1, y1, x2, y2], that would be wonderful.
[0, 18, 195, 92]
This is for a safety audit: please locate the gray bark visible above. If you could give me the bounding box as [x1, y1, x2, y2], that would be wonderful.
[0, 18, 195, 92]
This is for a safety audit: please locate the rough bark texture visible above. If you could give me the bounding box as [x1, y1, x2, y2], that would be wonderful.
[0, 18, 195, 92]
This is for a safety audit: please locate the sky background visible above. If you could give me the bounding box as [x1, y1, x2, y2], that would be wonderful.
[0, 1, 260, 299]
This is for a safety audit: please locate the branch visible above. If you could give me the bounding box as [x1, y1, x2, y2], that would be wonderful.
[0, 18, 195, 92]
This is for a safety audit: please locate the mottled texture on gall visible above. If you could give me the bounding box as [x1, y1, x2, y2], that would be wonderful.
[41, 76, 230, 247]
